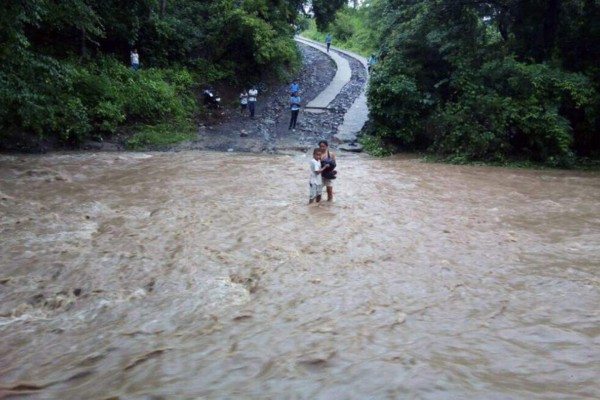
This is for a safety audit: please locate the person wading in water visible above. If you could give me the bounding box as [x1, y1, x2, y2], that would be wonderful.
[319, 140, 337, 201]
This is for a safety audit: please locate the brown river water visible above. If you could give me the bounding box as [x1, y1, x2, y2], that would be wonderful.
[0, 151, 599, 399]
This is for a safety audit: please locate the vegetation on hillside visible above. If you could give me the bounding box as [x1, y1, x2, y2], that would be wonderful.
[300, 5, 379, 57]
[0, 0, 317, 150]
[364, 0, 600, 166]
[303, 0, 600, 167]
[4, 0, 599, 168]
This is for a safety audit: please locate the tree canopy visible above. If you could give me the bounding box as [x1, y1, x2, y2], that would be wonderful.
[311, 0, 348, 30]
[0, 0, 306, 149]
[366, 0, 600, 165]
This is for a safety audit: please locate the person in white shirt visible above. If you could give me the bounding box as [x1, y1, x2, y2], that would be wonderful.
[130, 49, 139, 71]
[248, 86, 258, 118]
[240, 90, 248, 115]
[309, 148, 330, 204]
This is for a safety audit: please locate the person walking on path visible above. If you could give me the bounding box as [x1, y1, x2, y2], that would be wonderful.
[240, 89, 248, 115]
[368, 53, 377, 74]
[325, 34, 332, 52]
[309, 148, 330, 205]
[248, 86, 258, 118]
[319, 140, 337, 202]
[289, 92, 301, 131]
[130, 49, 139, 71]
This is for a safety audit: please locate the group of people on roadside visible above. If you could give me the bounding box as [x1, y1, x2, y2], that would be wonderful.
[239, 79, 302, 129]
[238, 86, 259, 118]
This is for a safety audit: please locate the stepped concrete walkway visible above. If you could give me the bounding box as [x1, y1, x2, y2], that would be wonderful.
[294, 36, 369, 147]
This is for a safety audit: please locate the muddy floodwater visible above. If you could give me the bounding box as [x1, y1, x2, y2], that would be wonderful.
[1, 151, 599, 399]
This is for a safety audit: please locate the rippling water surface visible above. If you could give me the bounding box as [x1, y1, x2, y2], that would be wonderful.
[1, 151, 599, 399]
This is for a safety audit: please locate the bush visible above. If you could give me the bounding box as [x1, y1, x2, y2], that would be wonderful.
[359, 132, 397, 157]
[366, 54, 429, 149]
[0, 54, 198, 148]
[0, 55, 93, 144]
[300, 9, 378, 57]
[331, 13, 355, 41]
[367, 49, 597, 164]
[428, 59, 595, 162]
[125, 121, 196, 150]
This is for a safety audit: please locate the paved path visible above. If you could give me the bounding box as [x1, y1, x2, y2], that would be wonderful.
[294, 36, 369, 146]
[295, 36, 352, 111]
[294, 37, 351, 109]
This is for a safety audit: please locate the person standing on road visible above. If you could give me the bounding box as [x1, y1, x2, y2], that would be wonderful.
[248, 86, 258, 118]
[319, 140, 337, 202]
[130, 49, 139, 71]
[325, 34, 332, 52]
[289, 92, 301, 131]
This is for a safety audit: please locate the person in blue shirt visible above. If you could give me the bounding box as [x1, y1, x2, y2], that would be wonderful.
[325, 34, 332, 52]
[289, 92, 301, 131]
[290, 79, 300, 95]
[368, 53, 377, 74]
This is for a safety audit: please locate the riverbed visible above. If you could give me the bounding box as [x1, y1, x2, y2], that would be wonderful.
[1, 151, 599, 399]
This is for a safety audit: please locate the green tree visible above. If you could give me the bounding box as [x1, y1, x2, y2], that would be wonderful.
[366, 0, 600, 164]
[311, 0, 347, 31]
[0, 0, 305, 150]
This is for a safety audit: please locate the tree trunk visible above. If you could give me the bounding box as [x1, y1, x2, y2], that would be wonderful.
[79, 28, 87, 62]
[160, 0, 167, 18]
[543, 0, 560, 57]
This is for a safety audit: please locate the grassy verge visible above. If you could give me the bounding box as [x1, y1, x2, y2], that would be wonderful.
[125, 121, 197, 150]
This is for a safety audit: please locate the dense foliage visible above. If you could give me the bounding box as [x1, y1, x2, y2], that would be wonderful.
[0, 0, 305, 150]
[365, 0, 600, 165]
[301, 5, 379, 56]
[311, 0, 348, 31]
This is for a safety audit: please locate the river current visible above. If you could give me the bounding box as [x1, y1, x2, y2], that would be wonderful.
[1, 151, 599, 399]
